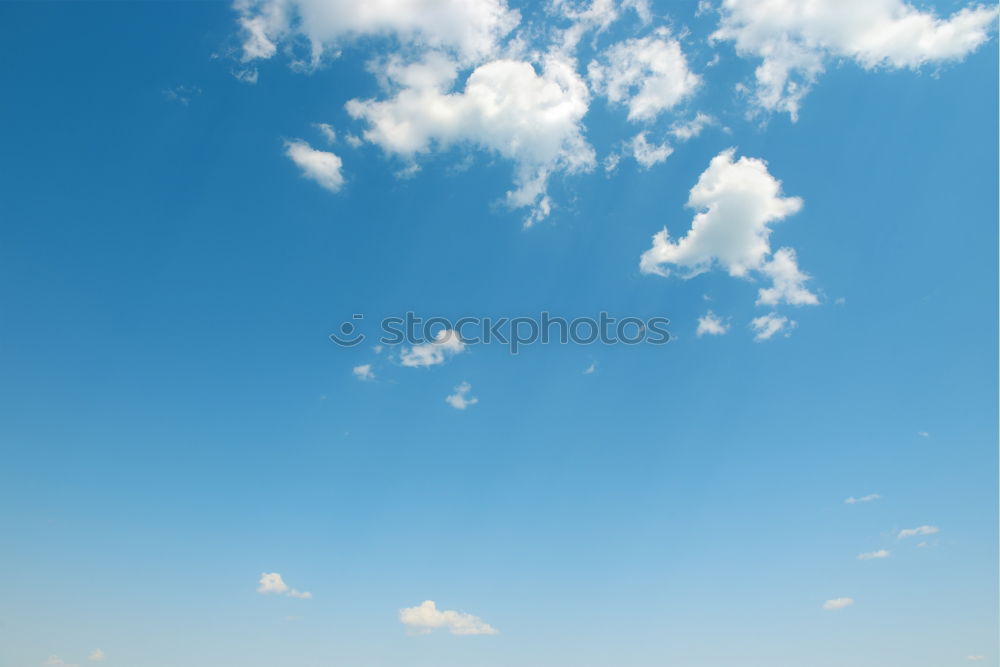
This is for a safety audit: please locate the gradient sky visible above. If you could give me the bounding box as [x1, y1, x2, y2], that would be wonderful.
[0, 1, 997, 666]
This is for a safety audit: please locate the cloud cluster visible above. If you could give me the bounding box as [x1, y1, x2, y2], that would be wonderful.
[399, 600, 497, 635]
[347, 53, 594, 225]
[257, 572, 312, 599]
[712, 0, 998, 118]
[235, 0, 520, 67]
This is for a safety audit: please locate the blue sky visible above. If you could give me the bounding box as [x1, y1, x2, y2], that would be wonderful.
[0, 1, 997, 666]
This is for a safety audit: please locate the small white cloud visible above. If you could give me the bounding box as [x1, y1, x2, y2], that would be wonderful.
[232, 67, 259, 84]
[857, 549, 890, 560]
[628, 132, 672, 168]
[822, 597, 854, 611]
[345, 133, 363, 148]
[696, 311, 729, 337]
[257, 572, 311, 599]
[845, 493, 880, 504]
[45, 658, 78, 667]
[313, 122, 337, 144]
[917, 431, 930, 438]
[401, 329, 466, 368]
[898, 525, 939, 540]
[751, 313, 795, 341]
[583, 361, 597, 375]
[284, 140, 345, 192]
[353, 364, 375, 381]
[445, 382, 479, 410]
[87, 650, 105, 662]
[967, 656, 986, 661]
[163, 85, 201, 105]
[399, 600, 497, 635]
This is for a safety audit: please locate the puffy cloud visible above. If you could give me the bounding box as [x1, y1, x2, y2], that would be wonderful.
[284, 140, 345, 192]
[845, 493, 880, 504]
[696, 311, 729, 336]
[257, 572, 312, 599]
[857, 549, 890, 560]
[399, 600, 497, 635]
[712, 0, 998, 119]
[234, 0, 520, 67]
[347, 53, 594, 225]
[640, 149, 819, 307]
[400, 329, 466, 367]
[822, 597, 855, 610]
[314, 122, 337, 143]
[588, 27, 701, 121]
[353, 364, 375, 381]
[751, 313, 795, 341]
[87, 650, 105, 662]
[898, 525, 939, 540]
[445, 381, 479, 409]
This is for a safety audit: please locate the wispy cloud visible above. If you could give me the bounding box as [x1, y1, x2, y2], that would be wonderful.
[898, 525, 939, 540]
[845, 493, 880, 504]
[857, 549, 890, 560]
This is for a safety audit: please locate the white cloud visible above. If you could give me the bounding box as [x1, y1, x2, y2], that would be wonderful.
[639, 149, 818, 307]
[163, 85, 201, 105]
[399, 600, 497, 635]
[445, 381, 479, 409]
[751, 313, 795, 341]
[45, 658, 78, 667]
[284, 139, 345, 192]
[712, 0, 998, 119]
[314, 122, 337, 143]
[857, 549, 890, 560]
[822, 597, 855, 611]
[628, 132, 673, 168]
[234, 0, 520, 67]
[257, 572, 312, 599]
[353, 364, 375, 381]
[588, 27, 701, 122]
[898, 525, 939, 540]
[967, 656, 986, 662]
[845, 493, 880, 504]
[917, 431, 930, 438]
[670, 112, 715, 141]
[347, 53, 594, 225]
[696, 311, 729, 336]
[87, 650, 105, 662]
[583, 361, 597, 374]
[400, 329, 466, 367]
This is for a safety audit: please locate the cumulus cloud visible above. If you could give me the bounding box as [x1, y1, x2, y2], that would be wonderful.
[857, 549, 890, 560]
[353, 364, 375, 381]
[898, 525, 939, 540]
[751, 313, 795, 341]
[589, 27, 701, 122]
[314, 122, 337, 143]
[399, 600, 497, 635]
[640, 149, 819, 308]
[400, 329, 466, 367]
[445, 381, 479, 409]
[845, 493, 880, 504]
[822, 597, 855, 610]
[257, 572, 312, 599]
[284, 139, 345, 192]
[87, 650, 105, 662]
[347, 53, 594, 225]
[696, 311, 729, 336]
[670, 112, 715, 141]
[712, 0, 998, 118]
[234, 0, 520, 67]
[628, 132, 673, 168]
